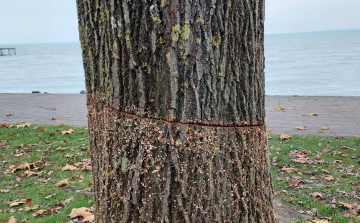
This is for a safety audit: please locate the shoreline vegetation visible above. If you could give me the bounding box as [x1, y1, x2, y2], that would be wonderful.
[1, 124, 360, 222]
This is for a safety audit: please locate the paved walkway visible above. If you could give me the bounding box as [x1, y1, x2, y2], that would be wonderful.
[0, 94, 359, 136]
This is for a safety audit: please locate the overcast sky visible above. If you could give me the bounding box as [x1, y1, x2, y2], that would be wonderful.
[0, 0, 359, 44]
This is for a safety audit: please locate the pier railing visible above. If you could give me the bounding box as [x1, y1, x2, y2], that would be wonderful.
[0, 48, 16, 56]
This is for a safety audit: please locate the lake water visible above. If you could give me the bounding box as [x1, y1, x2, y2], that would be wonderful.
[1, 30, 359, 95]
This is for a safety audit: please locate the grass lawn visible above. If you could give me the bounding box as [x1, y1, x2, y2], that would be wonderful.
[1, 124, 360, 222]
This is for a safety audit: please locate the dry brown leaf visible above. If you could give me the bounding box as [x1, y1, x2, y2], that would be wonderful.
[295, 125, 307, 130]
[276, 106, 286, 111]
[7, 199, 31, 207]
[324, 176, 334, 181]
[1, 189, 10, 193]
[311, 220, 329, 223]
[54, 179, 69, 187]
[83, 214, 95, 222]
[25, 204, 39, 211]
[291, 158, 309, 164]
[338, 201, 358, 209]
[44, 193, 57, 199]
[32, 207, 61, 217]
[1, 122, 9, 128]
[74, 162, 82, 167]
[64, 154, 74, 158]
[62, 129, 75, 135]
[14, 153, 25, 158]
[288, 179, 300, 187]
[22, 170, 42, 177]
[82, 165, 92, 171]
[305, 113, 318, 117]
[11, 158, 44, 174]
[62, 164, 78, 171]
[69, 207, 93, 219]
[16, 123, 31, 129]
[32, 209, 49, 217]
[10, 163, 31, 173]
[280, 134, 292, 140]
[321, 127, 329, 130]
[7, 216, 17, 223]
[56, 147, 68, 151]
[311, 192, 323, 199]
[281, 167, 294, 173]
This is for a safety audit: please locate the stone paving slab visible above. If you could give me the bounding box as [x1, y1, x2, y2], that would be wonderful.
[265, 95, 360, 136]
[0, 94, 359, 136]
[0, 94, 87, 127]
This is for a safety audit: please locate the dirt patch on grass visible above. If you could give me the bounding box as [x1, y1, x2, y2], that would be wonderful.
[274, 198, 303, 223]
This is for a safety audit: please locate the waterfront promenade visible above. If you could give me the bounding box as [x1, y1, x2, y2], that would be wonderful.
[1, 94, 359, 136]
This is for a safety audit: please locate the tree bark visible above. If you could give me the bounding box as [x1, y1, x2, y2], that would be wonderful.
[77, 0, 275, 222]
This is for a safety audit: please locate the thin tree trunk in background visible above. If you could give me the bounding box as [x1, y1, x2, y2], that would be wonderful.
[77, 0, 275, 222]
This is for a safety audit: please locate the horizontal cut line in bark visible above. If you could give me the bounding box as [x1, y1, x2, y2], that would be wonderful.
[88, 96, 265, 129]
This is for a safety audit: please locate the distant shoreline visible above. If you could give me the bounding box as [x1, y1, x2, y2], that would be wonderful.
[1, 93, 360, 98]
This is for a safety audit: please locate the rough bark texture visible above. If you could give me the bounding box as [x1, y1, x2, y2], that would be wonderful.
[77, 0, 275, 222]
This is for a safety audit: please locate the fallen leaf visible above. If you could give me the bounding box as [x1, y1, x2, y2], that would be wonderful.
[56, 147, 68, 151]
[281, 167, 294, 173]
[324, 176, 334, 181]
[1, 122, 8, 128]
[311, 192, 323, 199]
[7, 199, 31, 207]
[338, 201, 358, 209]
[291, 158, 309, 164]
[62, 129, 75, 135]
[280, 134, 292, 140]
[311, 220, 329, 223]
[1, 189, 10, 193]
[54, 179, 69, 187]
[295, 125, 307, 130]
[304, 113, 318, 117]
[32, 207, 62, 217]
[322, 147, 331, 153]
[25, 205, 39, 211]
[82, 165, 92, 171]
[276, 106, 286, 111]
[68, 207, 93, 219]
[321, 127, 329, 130]
[44, 193, 57, 199]
[74, 162, 82, 167]
[21, 170, 43, 177]
[32, 209, 49, 217]
[14, 153, 25, 158]
[62, 165, 78, 171]
[7, 216, 17, 223]
[83, 214, 95, 222]
[11, 163, 31, 173]
[288, 179, 300, 187]
[16, 123, 31, 129]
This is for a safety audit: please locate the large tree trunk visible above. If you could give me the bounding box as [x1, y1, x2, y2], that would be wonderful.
[77, 0, 275, 222]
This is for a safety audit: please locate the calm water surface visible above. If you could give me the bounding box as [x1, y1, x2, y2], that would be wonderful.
[265, 30, 360, 96]
[1, 30, 359, 95]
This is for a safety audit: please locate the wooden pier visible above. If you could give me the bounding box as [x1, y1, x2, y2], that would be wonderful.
[0, 48, 16, 56]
